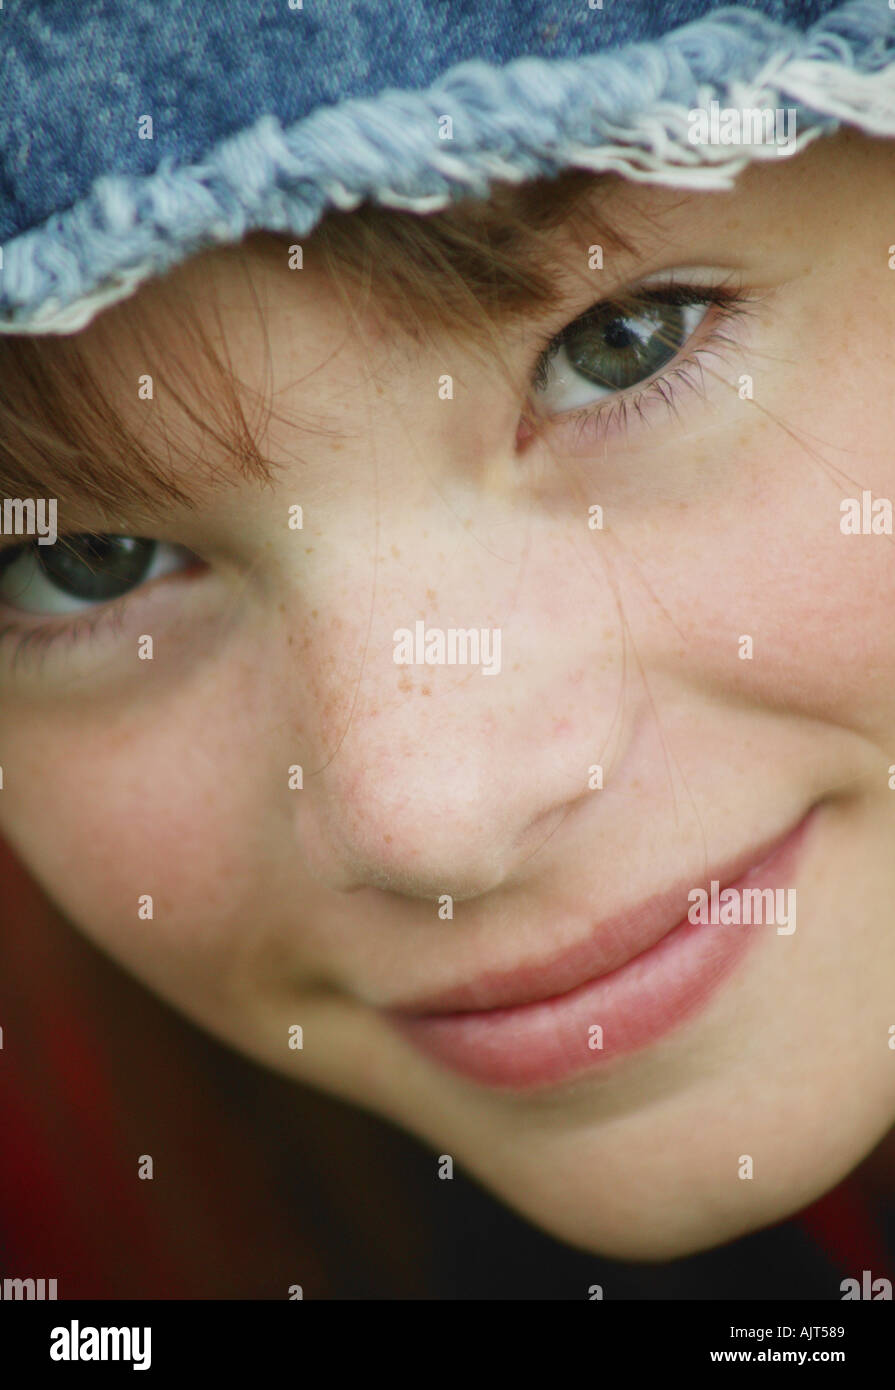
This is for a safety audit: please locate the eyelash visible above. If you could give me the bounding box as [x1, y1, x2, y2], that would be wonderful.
[0, 592, 133, 673]
[0, 538, 207, 672]
[528, 283, 757, 449]
[0, 283, 757, 671]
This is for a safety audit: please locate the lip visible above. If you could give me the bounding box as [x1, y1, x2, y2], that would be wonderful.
[383, 808, 815, 1090]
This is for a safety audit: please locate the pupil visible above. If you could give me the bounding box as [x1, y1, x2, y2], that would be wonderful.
[37, 535, 157, 602]
[603, 317, 636, 350]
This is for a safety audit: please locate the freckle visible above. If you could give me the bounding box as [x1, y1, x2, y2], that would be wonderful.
[421, 685, 431, 696]
[384, 833, 393, 844]
[391, 545, 401, 559]
[426, 588, 436, 602]
[398, 674, 412, 692]
[304, 547, 315, 553]
[311, 609, 318, 618]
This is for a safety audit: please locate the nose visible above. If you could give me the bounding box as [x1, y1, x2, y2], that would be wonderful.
[297, 709, 595, 899]
[286, 564, 622, 902]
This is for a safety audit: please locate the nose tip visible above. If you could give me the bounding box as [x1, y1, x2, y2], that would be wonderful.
[292, 728, 598, 903]
[293, 745, 515, 899]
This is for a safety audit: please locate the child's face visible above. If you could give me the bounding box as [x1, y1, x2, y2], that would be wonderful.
[2, 129, 894, 1260]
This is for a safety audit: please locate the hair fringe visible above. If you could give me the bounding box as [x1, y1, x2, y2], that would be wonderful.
[0, 169, 621, 524]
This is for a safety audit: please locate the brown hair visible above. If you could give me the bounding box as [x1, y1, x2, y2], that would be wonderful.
[0, 169, 622, 528]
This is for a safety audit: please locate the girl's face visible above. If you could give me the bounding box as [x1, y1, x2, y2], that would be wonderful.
[2, 129, 894, 1261]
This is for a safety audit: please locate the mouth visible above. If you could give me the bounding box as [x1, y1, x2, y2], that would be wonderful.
[381, 807, 817, 1091]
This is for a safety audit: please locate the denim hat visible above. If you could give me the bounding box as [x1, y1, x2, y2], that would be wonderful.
[0, 0, 892, 335]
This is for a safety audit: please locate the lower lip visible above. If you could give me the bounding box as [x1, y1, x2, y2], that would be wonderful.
[385, 813, 813, 1091]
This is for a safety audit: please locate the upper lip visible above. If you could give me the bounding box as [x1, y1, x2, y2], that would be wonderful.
[386, 813, 808, 1017]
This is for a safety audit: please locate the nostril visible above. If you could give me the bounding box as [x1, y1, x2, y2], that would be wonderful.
[510, 787, 595, 874]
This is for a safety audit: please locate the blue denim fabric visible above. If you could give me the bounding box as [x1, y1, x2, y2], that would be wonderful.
[0, 0, 892, 332]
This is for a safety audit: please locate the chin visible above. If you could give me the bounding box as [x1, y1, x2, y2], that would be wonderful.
[481, 1158, 860, 1266]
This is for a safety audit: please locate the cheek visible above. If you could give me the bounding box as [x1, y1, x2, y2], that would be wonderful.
[622, 416, 895, 731]
[0, 694, 268, 990]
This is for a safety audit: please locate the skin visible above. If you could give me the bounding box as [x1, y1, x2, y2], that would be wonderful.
[1, 127, 894, 1263]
